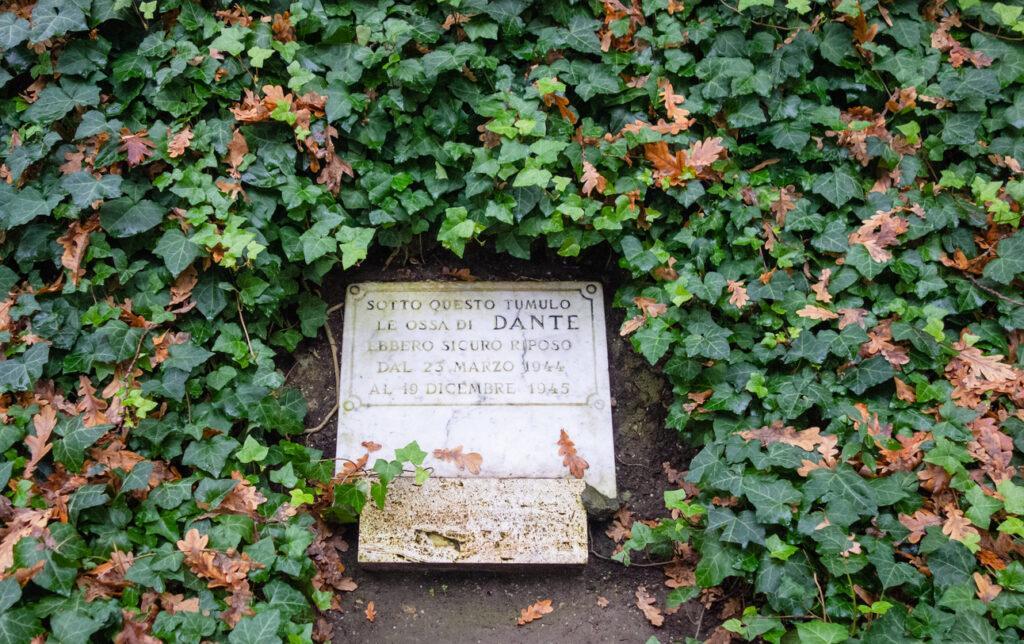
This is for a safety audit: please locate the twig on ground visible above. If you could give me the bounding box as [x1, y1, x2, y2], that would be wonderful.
[964, 21, 1024, 41]
[236, 296, 257, 360]
[304, 402, 340, 435]
[124, 328, 151, 380]
[969, 276, 1024, 307]
[813, 572, 827, 621]
[383, 245, 403, 270]
[304, 319, 341, 434]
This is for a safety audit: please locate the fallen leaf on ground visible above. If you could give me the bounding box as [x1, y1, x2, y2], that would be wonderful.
[58, 216, 101, 286]
[663, 560, 695, 589]
[433, 445, 483, 474]
[596, 596, 609, 608]
[115, 609, 160, 644]
[811, 269, 832, 303]
[771, 185, 799, 224]
[227, 129, 249, 177]
[168, 127, 194, 158]
[517, 599, 553, 625]
[848, 209, 908, 262]
[932, 13, 993, 69]
[634, 296, 666, 319]
[119, 128, 155, 166]
[894, 377, 916, 403]
[23, 406, 57, 480]
[606, 507, 634, 543]
[160, 593, 200, 614]
[441, 267, 475, 281]
[796, 305, 838, 321]
[175, 528, 258, 626]
[974, 572, 1002, 602]
[313, 617, 334, 643]
[557, 429, 589, 479]
[581, 160, 606, 196]
[442, 13, 470, 30]
[365, 601, 376, 622]
[838, 307, 869, 329]
[726, 280, 748, 309]
[658, 79, 690, 125]
[635, 586, 664, 627]
[620, 314, 645, 336]
[860, 320, 909, 368]
[169, 266, 198, 306]
[307, 519, 356, 601]
[686, 137, 725, 170]
[898, 509, 941, 544]
[942, 506, 979, 542]
[738, 421, 825, 453]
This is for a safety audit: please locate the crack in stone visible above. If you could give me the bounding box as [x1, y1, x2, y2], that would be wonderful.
[416, 530, 464, 551]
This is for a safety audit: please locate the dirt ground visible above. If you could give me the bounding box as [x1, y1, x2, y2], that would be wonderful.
[292, 243, 713, 643]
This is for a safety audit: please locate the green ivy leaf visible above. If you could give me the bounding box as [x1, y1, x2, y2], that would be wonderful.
[0, 344, 48, 393]
[99, 198, 165, 237]
[373, 459, 403, 485]
[928, 540, 974, 589]
[61, 172, 123, 208]
[395, 441, 427, 466]
[795, 620, 849, 644]
[163, 343, 214, 374]
[337, 226, 374, 269]
[227, 609, 282, 644]
[0, 607, 42, 643]
[1, 186, 60, 229]
[182, 435, 241, 476]
[53, 416, 112, 472]
[812, 167, 862, 207]
[707, 507, 765, 548]
[29, 0, 87, 44]
[0, 13, 30, 50]
[683, 317, 731, 360]
[154, 229, 200, 277]
[632, 318, 673, 364]
[982, 231, 1024, 284]
[236, 436, 269, 464]
[841, 356, 894, 395]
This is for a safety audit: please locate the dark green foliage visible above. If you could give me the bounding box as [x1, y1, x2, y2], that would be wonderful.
[1, 0, 1024, 641]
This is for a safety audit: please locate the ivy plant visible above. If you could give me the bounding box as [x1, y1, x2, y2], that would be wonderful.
[1, 0, 1024, 641]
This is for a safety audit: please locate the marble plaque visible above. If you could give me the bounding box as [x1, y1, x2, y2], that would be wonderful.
[358, 478, 588, 568]
[336, 281, 616, 499]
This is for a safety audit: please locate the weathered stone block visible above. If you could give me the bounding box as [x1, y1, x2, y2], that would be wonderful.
[358, 478, 588, 568]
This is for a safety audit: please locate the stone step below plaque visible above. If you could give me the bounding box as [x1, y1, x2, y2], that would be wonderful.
[358, 478, 588, 568]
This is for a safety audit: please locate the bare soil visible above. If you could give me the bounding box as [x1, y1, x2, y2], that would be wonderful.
[292, 243, 712, 643]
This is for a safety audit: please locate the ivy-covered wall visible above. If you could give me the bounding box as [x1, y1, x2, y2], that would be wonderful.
[1, 0, 1024, 641]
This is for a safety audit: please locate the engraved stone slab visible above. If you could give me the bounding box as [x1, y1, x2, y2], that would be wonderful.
[336, 281, 616, 498]
[358, 478, 588, 568]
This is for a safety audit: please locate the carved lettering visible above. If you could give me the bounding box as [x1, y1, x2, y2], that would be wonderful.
[350, 286, 598, 405]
